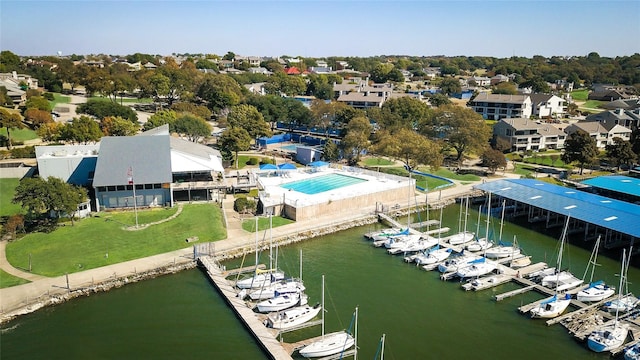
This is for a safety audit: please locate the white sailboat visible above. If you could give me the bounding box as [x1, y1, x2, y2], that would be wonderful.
[605, 248, 639, 313]
[248, 249, 305, 300]
[265, 271, 322, 330]
[256, 291, 307, 313]
[465, 204, 492, 252]
[366, 227, 409, 242]
[624, 343, 640, 360]
[530, 216, 574, 319]
[587, 248, 630, 353]
[540, 216, 583, 292]
[236, 216, 285, 289]
[449, 196, 474, 245]
[577, 235, 616, 302]
[414, 246, 453, 266]
[455, 257, 497, 279]
[299, 305, 357, 358]
[437, 251, 482, 273]
[483, 200, 521, 259]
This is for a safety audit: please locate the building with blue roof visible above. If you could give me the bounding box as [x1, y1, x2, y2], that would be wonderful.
[581, 175, 640, 204]
[474, 179, 640, 249]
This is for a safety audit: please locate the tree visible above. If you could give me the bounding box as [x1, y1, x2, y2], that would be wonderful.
[4, 214, 25, 239]
[173, 113, 211, 142]
[341, 117, 372, 164]
[631, 127, 640, 159]
[227, 104, 272, 140]
[322, 140, 340, 162]
[438, 77, 462, 96]
[196, 74, 244, 114]
[170, 102, 212, 120]
[561, 130, 598, 175]
[24, 108, 53, 128]
[219, 127, 251, 168]
[77, 99, 137, 122]
[492, 82, 518, 95]
[264, 72, 306, 96]
[605, 137, 636, 170]
[0, 86, 13, 106]
[36, 122, 63, 142]
[372, 128, 442, 170]
[481, 148, 507, 173]
[60, 116, 103, 144]
[492, 135, 512, 153]
[427, 105, 491, 163]
[0, 108, 25, 149]
[25, 96, 51, 111]
[13, 177, 87, 224]
[429, 93, 452, 107]
[144, 109, 177, 131]
[100, 116, 139, 136]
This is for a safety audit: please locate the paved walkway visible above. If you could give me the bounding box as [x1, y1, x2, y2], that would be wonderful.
[0, 170, 521, 321]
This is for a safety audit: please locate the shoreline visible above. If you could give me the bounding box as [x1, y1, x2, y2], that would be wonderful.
[0, 213, 381, 325]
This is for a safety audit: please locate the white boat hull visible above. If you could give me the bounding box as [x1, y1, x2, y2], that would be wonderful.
[248, 279, 305, 300]
[530, 295, 571, 318]
[415, 248, 452, 265]
[256, 292, 306, 313]
[484, 246, 520, 259]
[465, 239, 492, 252]
[605, 295, 639, 313]
[265, 304, 321, 330]
[298, 331, 355, 358]
[588, 324, 629, 353]
[448, 231, 475, 245]
[577, 283, 615, 302]
[456, 261, 496, 278]
[541, 271, 583, 292]
[236, 271, 286, 289]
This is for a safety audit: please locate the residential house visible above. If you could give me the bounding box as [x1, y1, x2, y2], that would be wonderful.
[248, 67, 272, 75]
[600, 99, 640, 111]
[423, 67, 441, 79]
[143, 62, 157, 70]
[529, 93, 567, 118]
[336, 82, 393, 109]
[244, 83, 266, 95]
[219, 60, 234, 69]
[586, 108, 640, 130]
[468, 93, 533, 120]
[490, 74, 509, 85]
[565, 121, 632, 148]
[471, 76, 491, 87]
[0, 71, 39, 89]
[316, 60, 328, 68]
[589, 84, 638, 101]
[335, 61, 349, 70]
[309, 66, 333, 74]
[285, 67, 301, 75]
[493, 118, 566, 152]
[0, 78, 26, 106]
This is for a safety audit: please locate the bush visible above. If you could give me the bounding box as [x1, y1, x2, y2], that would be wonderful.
[510, 154, 523, 162]
[77, 99, 138, 122]
[260, 158, 275, 165]
[10, 146, 35, 158]
[42, 92, 55, 101]
[246, 157, 259, 165]
[234, 197, 256, 214]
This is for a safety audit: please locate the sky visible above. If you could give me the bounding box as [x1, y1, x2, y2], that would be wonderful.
[1, 0, 639, 59]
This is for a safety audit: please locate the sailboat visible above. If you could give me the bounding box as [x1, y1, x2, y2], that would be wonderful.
[466, 203, 492, 252]
[455, 257, 497, 279]
[577, 236, 616, 302]
[248, 248, 305, 300]
[298, 304, 357, 358]
[587, 248, 630, 353]
[236, 216, 285, 289]
[365, 227, 409, 242]
[605, 249, 639, 313]
[264, 269, 322, 330]
[530, 216, 574, 319]
[374, 334, 386, 360]
[449, 196, 474, 245]
[540, 216, 583, 292]
[483, 200, 521, 259]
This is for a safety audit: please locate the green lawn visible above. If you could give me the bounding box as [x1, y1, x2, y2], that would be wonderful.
[372, 166, 453, 191]
[571, 89, 589, 101]
[580, 100, 605, 112]
[362, 157, 394, 166]
[6, 204, 226, 276]
[513, 163, 535, 177]
[522, 155, 568, 168]
[0, 128, 39, 142]
[241, 216, 295, 232]
[49, 93, 71, 109]
[0, 178, 23, 216]
[0, 269, 30, 288]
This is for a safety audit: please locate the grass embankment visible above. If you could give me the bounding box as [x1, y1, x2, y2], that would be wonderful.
[88, 96, 153, 104]
[49, 93, 71, 109]
[6, 204, 226, 277]
[376, 167, 460, 191]
[0, 269, 30, 288]
[0, 128, 39, 142]
[0, 178, 23, 216]
[571, 89, 589, 101]
[362, 157, 395, 166]
[241, 216, 295, 232]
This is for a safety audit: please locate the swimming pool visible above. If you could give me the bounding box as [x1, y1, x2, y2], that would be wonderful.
[280, 173, 368, 195]
[281, 144, 298, 151]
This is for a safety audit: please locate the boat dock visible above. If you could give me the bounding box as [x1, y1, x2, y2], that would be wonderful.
[198, 256, 294, 360]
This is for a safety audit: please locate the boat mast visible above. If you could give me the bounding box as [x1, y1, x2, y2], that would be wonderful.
[499, 200, 506, 243]
[485, 192, 491, 243]
[407, 170, 411, 229]
[475, 205, 482, 240]
[380, 334, 385, 360]
[321, 274, 325, 339]
[299, 249, 303, 281]
[269, 215, 273, 270]
[438, 206, 443, 245]
[457, 197, 463, 233]
[582, 235, 602, 283]
[463, 196, 469, 234]
[614, 248, 626, 328]
[255, 216, 259, 270]
[354, 306, 358, 360]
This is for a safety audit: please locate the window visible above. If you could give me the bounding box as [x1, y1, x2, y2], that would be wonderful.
[116, 185, 125, 191]
[107, 186, 116, 192]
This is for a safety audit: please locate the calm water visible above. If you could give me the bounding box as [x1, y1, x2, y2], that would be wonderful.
[2, 204, 638, 359]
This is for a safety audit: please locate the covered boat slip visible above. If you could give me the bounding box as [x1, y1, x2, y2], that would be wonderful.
[474, 179, 640, 249]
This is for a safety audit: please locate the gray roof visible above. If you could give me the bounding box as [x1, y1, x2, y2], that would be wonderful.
[528, 93, 554, 104]
[566, 121, 609, 134]
[170, 137, 221, 159]
[93, 136, 172, 186]
[471, 93, 529, 104]
[496, 118, 565, 135]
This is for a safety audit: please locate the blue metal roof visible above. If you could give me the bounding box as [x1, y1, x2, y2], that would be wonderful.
[474, 179, 640, 238]
[582, 175, 640, 198]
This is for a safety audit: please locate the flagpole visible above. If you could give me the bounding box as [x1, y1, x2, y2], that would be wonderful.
[129, 166, 139, 228]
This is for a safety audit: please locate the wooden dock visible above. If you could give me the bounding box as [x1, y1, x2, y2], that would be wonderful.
[198, 257, 294, 360]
